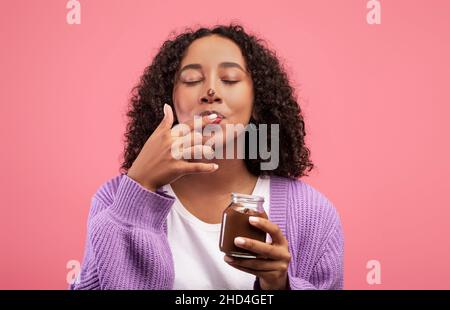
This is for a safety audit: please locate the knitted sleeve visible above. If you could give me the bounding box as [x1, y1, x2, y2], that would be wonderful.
[70, 175, 175, 290]
[286, 217, 344, 290]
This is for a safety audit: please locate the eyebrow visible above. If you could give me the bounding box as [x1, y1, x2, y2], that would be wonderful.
[178, 62, 246, 74]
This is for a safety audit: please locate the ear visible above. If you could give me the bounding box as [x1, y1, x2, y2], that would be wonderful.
[251, 110, 260, 123]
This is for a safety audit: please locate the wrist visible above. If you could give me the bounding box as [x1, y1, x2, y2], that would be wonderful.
[126, 172, 157, 192]
[260, 274, 289, 290]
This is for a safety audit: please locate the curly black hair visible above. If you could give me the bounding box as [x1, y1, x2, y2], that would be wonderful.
[120, 24, 313, 179]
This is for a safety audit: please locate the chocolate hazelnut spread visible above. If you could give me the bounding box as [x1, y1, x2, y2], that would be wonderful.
[219, 193, 267, 258]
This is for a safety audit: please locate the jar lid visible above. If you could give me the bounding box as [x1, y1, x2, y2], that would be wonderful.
[231, 192, 264, 203]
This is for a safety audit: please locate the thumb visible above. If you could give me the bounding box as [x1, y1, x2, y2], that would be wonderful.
[160, 103, 174, 129]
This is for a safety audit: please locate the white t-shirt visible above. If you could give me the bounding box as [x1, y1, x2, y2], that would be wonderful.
[162, 175, 270, 290]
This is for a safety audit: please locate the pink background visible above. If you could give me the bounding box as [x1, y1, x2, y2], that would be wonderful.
[1, 0, 449, 289]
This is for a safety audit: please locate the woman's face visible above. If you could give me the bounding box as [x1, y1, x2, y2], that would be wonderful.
[172, 35, 254, 130]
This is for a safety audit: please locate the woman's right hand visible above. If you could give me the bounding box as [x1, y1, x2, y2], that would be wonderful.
[126, 104, 219, 192]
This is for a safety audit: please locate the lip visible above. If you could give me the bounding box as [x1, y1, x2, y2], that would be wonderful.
[211, 117, 223, 124]
[196, 110, 226, 119]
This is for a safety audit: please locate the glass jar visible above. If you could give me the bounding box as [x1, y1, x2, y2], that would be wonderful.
[219, 192, 268, 258]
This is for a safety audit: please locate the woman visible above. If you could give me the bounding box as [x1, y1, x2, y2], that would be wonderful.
[71, 24, 344, 290]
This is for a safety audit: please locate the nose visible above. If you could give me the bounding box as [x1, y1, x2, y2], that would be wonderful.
[200, 88, 222, 104]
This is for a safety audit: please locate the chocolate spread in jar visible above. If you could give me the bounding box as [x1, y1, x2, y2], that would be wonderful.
[219, 193, 267, 258]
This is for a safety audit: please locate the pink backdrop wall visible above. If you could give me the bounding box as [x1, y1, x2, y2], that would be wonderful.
[1, 0, 449, 289]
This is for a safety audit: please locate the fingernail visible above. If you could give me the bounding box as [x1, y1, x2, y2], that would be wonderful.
[234, 237, 245, 246]
[207, 113, 218, 120]
[249, 216, 259, 224]
[224, 256, 233, 263]
[212, 164, 219, 170]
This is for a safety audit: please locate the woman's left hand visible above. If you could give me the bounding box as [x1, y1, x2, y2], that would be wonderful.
[224, 216, 291, 290]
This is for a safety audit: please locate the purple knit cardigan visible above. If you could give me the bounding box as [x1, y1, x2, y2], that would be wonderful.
[70, 174, 344, 290]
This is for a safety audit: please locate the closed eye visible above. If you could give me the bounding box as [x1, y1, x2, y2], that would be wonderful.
[222, 80, 239, 85]
[182, 80, 202, 85]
